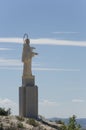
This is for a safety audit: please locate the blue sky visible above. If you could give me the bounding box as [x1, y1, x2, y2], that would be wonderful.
[0, 0, 86, 118]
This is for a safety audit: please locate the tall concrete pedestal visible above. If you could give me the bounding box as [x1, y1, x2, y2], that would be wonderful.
[19, 86, 38, 118]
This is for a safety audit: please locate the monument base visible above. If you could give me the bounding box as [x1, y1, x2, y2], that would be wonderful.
[19, 86, 38, 118]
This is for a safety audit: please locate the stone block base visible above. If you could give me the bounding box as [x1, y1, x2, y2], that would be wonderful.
[19, 86, 38, 118]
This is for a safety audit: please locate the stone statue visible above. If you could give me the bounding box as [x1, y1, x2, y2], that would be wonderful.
[19, 34, 38, 118]
[22, 34, 38, 86]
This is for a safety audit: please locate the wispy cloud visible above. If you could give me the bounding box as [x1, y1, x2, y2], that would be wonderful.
[0, 38, 23, 43]
[0, 58, 80, 72]
[52, 32, 80, 34]
[0, 37, 86, 47]
[72, 99, 85, 103]
[0, 64, 80, 72]
[33, 68, 80, 72]
[0, 58, 40, 67]
[0, 98, 18, 115]
[0, 67, 22, 70]
[31, 38, 86, 47]
[0, 58, 21, 66]
[39, 100, 60, 107]
[0, 48, 12, 51]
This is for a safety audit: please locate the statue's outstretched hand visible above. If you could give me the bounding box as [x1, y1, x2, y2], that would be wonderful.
[32, 52, 38, 56]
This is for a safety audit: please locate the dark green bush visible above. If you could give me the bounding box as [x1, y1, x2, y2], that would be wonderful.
[26, 118, 39, 127]
[0, 123, 3, 130]
[17, 122, 24, 128]
[55, 120, 64, 124]
[16, 116, 24, 121]
[0, 108, 11, 116]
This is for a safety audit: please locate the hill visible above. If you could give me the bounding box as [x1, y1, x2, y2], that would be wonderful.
[0, 115, 61, 130]
[0, 115, 85, 130]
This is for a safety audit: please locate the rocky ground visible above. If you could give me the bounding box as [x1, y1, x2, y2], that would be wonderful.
[0, 115, 61, 130]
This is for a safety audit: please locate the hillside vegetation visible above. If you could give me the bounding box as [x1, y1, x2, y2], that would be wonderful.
[0, 108, 82, 130]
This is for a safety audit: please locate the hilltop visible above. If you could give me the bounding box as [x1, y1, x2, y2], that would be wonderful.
[0, 115, 61, 130]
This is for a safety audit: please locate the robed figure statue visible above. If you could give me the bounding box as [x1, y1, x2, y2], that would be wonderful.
[22, 34, 38, 86]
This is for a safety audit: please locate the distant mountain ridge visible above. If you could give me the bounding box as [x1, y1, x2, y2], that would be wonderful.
[48, 117, 86, 129]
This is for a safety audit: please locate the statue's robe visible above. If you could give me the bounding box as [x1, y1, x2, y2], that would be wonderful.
[22, 43, 32, 62]
[22, 43, 32, 77]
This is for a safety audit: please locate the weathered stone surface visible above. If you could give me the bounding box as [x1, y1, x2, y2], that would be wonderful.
[19, 86, 38, 118]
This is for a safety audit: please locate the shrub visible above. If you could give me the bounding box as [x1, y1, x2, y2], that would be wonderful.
[0, 108, 11, 116]
[55, 120, 64, 124]
[17, 122, 24, 128]
[0, 123, 3, 130]
[26, 118, 39, 127]
[16, 116, 24, 121]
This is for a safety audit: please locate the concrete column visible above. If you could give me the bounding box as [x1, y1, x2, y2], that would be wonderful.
[19, 86, 38, 118]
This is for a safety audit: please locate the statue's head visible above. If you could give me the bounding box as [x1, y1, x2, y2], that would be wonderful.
[23, 33, 30, 44]
[25, 38, 30, 44]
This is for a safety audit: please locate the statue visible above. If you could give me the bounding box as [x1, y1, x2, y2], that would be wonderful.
[19, 34, 38, 118]
[22, 34, 38, 86]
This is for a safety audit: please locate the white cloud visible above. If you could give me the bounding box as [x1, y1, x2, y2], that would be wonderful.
[0, 48, 12, 51]
[0, 65, 80, 72]
[52, 32, 80, 34]
[0, 67, 22, 70]
[0, 38, 23, 43]
[0, 58, 21, 66]
[0, 98, 18, 115]
[33, 68, 80, 72]
[0, 58, 80, 72]
[31, 38, 86, 47]
[39, 100, 60, 107]
[72, 99, 85, 103]
[0, 37, 86, 47]
[0, 58, 40, 67]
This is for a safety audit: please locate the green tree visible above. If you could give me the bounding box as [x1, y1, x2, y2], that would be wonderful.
[67, 115, 81, 130]
[60, 115, 81, 130]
